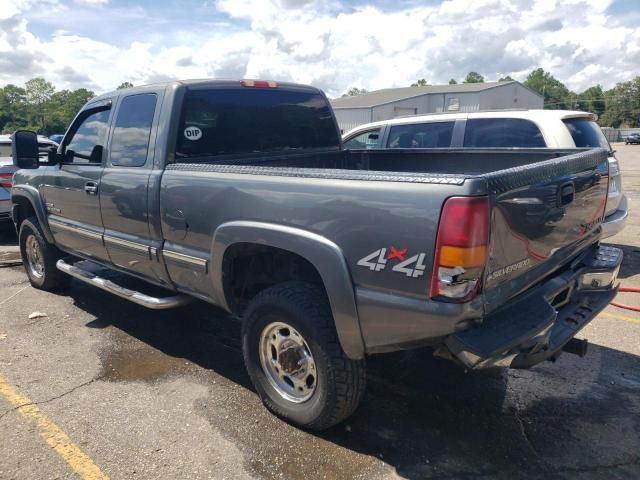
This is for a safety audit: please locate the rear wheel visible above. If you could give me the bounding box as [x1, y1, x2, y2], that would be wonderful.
[242, 282, 366, 430]
[19, 217, 70, 290]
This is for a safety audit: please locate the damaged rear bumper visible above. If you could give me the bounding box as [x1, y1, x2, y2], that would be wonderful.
[444, 245, 622, 369]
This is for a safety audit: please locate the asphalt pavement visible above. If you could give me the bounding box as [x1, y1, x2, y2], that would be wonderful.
[0, 145, 639, 480]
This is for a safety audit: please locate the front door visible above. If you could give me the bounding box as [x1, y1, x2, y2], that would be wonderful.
[41, 101, 112, 260]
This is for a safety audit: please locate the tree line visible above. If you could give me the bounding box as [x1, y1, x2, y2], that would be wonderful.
[2, 71, 639, 134]
[345, 69, 640, 127]
[0, 79, 133, 136]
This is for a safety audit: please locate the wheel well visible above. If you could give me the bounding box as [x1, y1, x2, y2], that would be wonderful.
[222, 243, 325, 314]
[12, 197, 36, 230]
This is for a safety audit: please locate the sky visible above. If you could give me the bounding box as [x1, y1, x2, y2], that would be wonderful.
[1, 0, 639, 97]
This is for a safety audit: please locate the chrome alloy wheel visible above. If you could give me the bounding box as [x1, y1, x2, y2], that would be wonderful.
[25, 234, 44, 279]
[259, 321, 317, 403]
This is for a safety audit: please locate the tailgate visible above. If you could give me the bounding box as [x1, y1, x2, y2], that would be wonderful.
[482, 148, 609, 312]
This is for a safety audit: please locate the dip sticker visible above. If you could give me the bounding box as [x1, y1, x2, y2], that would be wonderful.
[184, 126, 202, 141]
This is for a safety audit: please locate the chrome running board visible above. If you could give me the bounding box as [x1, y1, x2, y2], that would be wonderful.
[56, 259, 193, 310]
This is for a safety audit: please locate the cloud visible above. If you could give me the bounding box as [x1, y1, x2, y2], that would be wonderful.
[0, 0, 638, 97]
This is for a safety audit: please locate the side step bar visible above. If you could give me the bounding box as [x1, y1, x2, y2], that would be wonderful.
[56, 259, 193, 310]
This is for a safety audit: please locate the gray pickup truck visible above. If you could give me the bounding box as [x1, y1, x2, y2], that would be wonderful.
[10, 79, 621, 430]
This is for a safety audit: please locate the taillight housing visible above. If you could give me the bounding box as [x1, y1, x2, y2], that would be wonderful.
[430, 196, 489, 302]
[241, 79, 278, 88]
[0, 172, 12, 189]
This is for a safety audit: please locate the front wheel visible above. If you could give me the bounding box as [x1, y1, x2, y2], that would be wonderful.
[242, 282, 366, 430]
[19, 217, 70, 290]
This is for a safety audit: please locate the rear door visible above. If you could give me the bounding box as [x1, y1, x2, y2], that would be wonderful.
[41, 100, 112, 260]
[100, 90, 171, 285]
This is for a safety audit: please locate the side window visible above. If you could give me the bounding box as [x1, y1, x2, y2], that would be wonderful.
[563, 118, 610, 149]
[387, 122, 454, 148]
[65, 108, 110, 164]
[110, 94, 157, 167]
[447, 98, 459, 111]
[343, 129, 381, 149]
[463, 118, 546, 148]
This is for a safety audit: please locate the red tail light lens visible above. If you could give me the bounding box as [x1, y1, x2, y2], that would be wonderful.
[0, 172, 12, 189]
[430, 196, 489, 302]
[241, 79, 278, 88]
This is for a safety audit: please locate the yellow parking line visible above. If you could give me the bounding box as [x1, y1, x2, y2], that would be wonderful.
[598, 311, 640, 325]
[0, 374, 109, 480]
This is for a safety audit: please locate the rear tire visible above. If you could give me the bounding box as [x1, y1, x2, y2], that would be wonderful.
[242, 282, 366, 430]
[19, 217, 70, 291]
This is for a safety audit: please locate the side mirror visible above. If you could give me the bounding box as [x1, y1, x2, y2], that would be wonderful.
[47, 146, 63, 165]
[89, 145, 103, 163]
[11, 130, 39, 169]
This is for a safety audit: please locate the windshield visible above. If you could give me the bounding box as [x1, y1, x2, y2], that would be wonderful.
[176, 88, 340, 159]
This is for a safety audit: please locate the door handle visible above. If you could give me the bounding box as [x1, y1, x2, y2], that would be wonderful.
[84, 182, 98, 195]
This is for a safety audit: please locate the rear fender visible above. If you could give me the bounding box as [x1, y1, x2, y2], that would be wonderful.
[211, 221, 365, 360]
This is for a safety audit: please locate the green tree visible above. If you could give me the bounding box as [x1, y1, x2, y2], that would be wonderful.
[463, 71, 484, 83]
[448, 78, 457, 85]
[46, 88, 94, 133]
[341, 87, 369, 97]
[499, 75, 514, 82]
[411, 79, 428, 87]
[25, 78, 55, 131]
[524, 68, 572, 110]
[600, 78, 640, 127]
[577, 85, 605, 117]
[0, 84, 29, 133]
[117, 82, 134, 90]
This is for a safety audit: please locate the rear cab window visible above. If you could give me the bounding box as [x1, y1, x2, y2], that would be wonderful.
[387, 122, 454, 148]
[175, 87, 340, 160]
[463, 118, 546, 147]
[563, 118, 610, 149]
[343, 129, 381, 149]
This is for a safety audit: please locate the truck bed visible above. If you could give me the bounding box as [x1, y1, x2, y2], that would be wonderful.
[175, 147, 591, 177]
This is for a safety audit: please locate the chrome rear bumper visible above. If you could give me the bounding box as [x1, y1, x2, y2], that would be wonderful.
[602, 193, 629, 239]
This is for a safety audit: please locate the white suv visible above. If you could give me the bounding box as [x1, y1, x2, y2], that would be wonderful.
[342, 110, 628, 239]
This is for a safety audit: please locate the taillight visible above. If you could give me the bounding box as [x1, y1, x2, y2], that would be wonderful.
[241, 79, 278, 88]
[0, 172, 12, 189]
[430, 196, 489, 302]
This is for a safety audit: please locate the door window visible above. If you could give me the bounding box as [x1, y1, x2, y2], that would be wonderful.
[463, 118, 545, 147]
[65, 108, 110, 164]
[110, 94, 157, 167]
[387, 122, 454, 148]
[343, 129, 381, 149]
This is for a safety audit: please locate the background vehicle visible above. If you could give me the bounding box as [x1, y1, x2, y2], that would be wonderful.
[624, 132, 640, 144]
[343, 110, 629, 239]
[49, 134, 65, 144]
[0, 135, 57, 226]
[10, 80, 620, 429]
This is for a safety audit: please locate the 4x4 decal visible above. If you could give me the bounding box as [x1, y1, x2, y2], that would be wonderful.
[357, 247, 427, 278]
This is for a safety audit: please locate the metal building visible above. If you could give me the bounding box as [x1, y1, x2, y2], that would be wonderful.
[330, 81, 544, 133]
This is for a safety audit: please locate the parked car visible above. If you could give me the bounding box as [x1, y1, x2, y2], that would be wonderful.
[49, 134, 65, 144]
[343, 110, 629, 239]
[0, 135, 57, 226]
[624, 132, 640, 144]
[10, 80, 620, 429]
